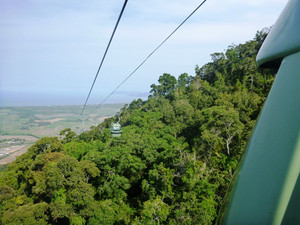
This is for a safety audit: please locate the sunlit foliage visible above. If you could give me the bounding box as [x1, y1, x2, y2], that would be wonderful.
[0, 29, 276, 224]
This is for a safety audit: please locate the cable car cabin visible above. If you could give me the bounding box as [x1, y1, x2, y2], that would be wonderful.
[110, 122, 122, 137]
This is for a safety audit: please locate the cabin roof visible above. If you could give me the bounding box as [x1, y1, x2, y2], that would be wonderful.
[256, 0, 300, 68]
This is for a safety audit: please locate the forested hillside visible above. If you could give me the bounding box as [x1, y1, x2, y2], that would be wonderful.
[0, 29, 277, 224]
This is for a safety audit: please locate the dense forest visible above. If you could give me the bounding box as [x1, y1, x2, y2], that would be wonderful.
[0, 28, 277, 224]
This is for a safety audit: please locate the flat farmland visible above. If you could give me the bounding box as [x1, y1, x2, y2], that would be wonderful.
[0, 104, 124, 138]
[0, 104, 124, 164]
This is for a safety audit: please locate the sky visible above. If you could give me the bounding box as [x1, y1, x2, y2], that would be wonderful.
[0, 0, 289, 109]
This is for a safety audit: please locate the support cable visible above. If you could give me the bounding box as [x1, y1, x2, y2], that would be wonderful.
[80, 0, 128, 117]
[88, 0, 207, 113]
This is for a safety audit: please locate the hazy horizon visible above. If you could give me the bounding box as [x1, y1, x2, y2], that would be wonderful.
[0, 89, 148, 107]
[1, 0, 288, 108]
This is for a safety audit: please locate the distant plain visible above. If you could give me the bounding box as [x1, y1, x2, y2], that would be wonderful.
[0, 104, 124, 164]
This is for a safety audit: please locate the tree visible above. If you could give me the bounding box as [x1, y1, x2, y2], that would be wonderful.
[199, 106, 244, 157]
[177, 73, 193, 90]
[28, 137, 64, 156]
[150, 73, 177, 97]
[139, 197, 170, 224]
[60, 128, 76, 143]
[2, 202, 49, 225]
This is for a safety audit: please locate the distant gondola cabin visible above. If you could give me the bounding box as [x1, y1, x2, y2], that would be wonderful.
[110, 122, 122, 137]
